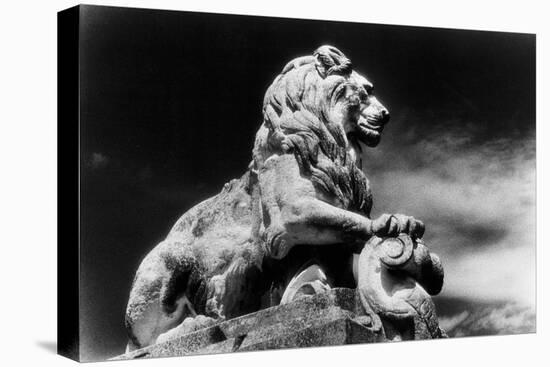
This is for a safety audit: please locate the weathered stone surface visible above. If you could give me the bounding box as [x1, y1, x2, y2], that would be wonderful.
[114, 288, 382, 360]
[218, 287, 361, 338]
[119, 324, 227, 359]
[122, 45, 445, 354]
[357, 235, 446, 340]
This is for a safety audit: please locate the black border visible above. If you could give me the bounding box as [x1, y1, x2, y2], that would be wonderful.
[57, 5, 81, 362]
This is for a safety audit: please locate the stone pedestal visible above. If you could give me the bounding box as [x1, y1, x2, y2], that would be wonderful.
[114, 288, 384, 360]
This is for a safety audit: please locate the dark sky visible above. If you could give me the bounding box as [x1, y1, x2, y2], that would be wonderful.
[77, 5, 535, 361]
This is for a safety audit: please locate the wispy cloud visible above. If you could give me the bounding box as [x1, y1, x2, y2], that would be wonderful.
[364, 117, 535, 309]
[439, 310, 470, 332]
[447, 302, 535, 337]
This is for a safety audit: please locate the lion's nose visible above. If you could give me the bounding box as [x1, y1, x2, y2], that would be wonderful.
[380, 109, 390, 124]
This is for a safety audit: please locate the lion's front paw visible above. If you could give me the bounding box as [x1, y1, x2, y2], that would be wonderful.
[372, 214, 425, 239]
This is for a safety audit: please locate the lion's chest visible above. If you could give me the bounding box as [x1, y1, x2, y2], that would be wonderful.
[313, 152, 372, 215]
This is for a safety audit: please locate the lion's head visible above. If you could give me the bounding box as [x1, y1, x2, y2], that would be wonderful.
[259, 45, 389, 154]
[253, 45, 389, 215]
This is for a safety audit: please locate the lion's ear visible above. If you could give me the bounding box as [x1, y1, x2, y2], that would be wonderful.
[314, 53, 331, 79]
[314, 45, 352, 78]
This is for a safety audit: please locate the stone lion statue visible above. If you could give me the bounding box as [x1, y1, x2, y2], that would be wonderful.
[124, 45, 441, 351]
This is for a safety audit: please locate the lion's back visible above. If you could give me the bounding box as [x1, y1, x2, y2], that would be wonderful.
[161, 171, 257, 275]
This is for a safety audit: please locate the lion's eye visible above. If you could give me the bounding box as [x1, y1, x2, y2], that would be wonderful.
[348, 94, 361, 107]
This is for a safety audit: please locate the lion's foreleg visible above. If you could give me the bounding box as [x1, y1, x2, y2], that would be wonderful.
[283, 198, 375, 241]
[263, 197, 378, 258]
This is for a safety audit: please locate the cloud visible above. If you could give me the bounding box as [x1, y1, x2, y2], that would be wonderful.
[445, 302, 535, 337]
[90, 152, 109, 169]
[443, 241, 535, 306]
[439, 310, 470, 332]
[364, 117, 536, 308]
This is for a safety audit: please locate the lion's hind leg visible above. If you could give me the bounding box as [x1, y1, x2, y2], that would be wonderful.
[126, 291, 202, 352]
[125, 242, 208, 350]
[154, 253, 215, 344]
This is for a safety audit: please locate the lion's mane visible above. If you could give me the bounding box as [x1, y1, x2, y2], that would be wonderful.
[254, 49, 372, 216]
